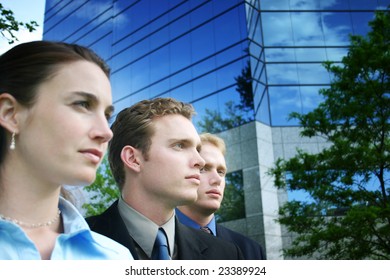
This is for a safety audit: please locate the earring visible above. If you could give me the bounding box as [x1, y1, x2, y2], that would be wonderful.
[10, 132, 15, 150]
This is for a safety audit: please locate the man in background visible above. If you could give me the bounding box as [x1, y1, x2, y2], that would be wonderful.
[177, 133, 266, 259]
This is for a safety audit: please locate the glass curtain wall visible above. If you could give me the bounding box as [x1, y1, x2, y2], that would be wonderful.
[43, 0, 389, 129]
[255, 0, 389, 126]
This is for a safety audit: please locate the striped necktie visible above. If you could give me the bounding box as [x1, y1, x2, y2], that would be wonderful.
[200, 226, 213, 235]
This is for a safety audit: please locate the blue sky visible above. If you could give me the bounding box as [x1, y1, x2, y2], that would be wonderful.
[0, 0, 45, 54]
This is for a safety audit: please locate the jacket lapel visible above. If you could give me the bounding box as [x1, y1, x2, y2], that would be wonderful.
[94, 200, 140, 259]
[175, 219, 209, 260]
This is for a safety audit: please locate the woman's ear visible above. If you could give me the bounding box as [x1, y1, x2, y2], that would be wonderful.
[0, 93, 20, 133]
[120, 145, 142, 172]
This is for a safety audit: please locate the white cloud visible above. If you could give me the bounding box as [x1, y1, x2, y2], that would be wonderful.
[45, 0, 128, 26]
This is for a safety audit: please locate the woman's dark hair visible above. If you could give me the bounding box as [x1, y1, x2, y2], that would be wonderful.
[0, 40, 110, 165]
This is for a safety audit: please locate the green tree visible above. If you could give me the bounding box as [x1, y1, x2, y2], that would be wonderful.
[0, 3, 38, 44]
[82, 156, 119, 217]
[269, 9, 390, 259]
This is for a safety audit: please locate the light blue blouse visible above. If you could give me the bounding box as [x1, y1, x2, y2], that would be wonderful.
[0, 197, 133, 260]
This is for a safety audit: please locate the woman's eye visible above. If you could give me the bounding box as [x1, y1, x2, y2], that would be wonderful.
[74, 100, 90, 109]
[174, 143, 184, 149]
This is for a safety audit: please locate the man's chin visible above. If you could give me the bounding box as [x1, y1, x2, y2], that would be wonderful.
[178, 195, 198, 206]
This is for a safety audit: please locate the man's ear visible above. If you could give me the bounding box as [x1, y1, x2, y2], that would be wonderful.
[0, 93, 20, 133]
[120, 145, 142, 172]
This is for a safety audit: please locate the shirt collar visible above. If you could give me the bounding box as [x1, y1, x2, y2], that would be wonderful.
[175, 208, 216, 236]
[59, 197, 90, 234]
[118, 196, 175, 258]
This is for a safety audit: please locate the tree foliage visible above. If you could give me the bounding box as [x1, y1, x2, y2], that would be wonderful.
[0, 3, 38, 44]
[82, 156, 119, 217]
[269, 9, 390, 259]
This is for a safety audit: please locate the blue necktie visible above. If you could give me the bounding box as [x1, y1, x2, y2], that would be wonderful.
[152, 228, 170, 260]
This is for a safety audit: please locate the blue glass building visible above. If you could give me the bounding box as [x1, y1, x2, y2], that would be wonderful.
[43, 0, 389, 259]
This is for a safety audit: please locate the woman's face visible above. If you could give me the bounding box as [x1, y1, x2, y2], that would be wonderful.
[15, 60, 113, 187]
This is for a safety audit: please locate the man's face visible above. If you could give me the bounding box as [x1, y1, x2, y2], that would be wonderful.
[194, 142, 227, 213]
[138, 114, 205, 209]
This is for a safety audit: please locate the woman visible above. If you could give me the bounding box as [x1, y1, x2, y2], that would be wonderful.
[0, 41, 133, 260]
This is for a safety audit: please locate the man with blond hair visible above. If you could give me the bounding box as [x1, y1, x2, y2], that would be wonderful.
[177, 133, 266, 259]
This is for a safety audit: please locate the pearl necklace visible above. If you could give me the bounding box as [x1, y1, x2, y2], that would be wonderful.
[0, 209, 61, 228]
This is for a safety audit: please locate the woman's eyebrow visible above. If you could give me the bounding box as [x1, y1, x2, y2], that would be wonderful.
[73, 91, 114, 114]
[72, 91, 97, 103]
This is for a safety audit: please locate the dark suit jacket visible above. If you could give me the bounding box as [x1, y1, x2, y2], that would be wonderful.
[86, 200, 244, 260]
[216, 224, 266, 260]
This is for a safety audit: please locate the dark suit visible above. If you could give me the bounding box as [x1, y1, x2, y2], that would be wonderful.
[86, 201, 244, 260]
[216, 224, 266, 260]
